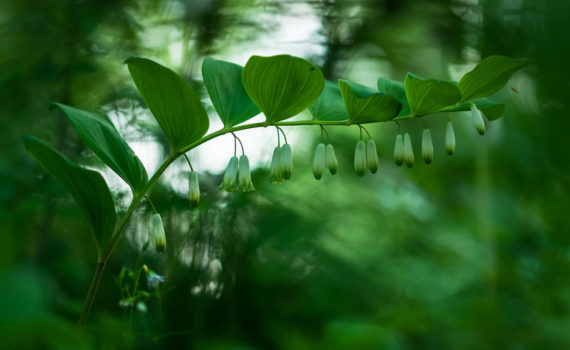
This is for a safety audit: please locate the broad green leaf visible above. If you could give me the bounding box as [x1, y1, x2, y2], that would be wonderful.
[404, 73, 461, 116]
[202, 57, 260, 128]
[377, 77, 410, 116]
[24, 136, 116, 256]
[51, 103, 148, 193]
[309, 80, 349, 121]
[441, 98, 506, 121]
[459, 55, 530, 102]
[241, 54, 324, 124]
[125, 57, 209, 151]
[338, 79, 401, 124]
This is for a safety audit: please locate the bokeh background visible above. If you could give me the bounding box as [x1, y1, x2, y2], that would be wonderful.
[1, 0, 569, 348]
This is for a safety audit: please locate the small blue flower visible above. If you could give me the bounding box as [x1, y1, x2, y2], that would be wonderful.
[147, 272, 165, 290]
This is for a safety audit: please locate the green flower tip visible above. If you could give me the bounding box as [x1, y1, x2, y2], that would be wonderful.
[268, 146, 282, 184]
[445, 121, 455, 156]
[188, 171, 200, 208]
[151, 213, 166, 253]
[354, 140, 366, 176]
[366, 139, 379, 174]
[393, 134, 404, 167]
[403, 133, 414, 168]
[471, 103, 486, 135]
[280, 143, 293, 180]
[313, 143, 326, 180]
[421, 129, 434, 164]
[325, 144, 338, 175]
[238, 155, 255, 192]
[219, 156, 239, 192]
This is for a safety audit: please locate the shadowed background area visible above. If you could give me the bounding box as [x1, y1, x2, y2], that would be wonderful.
[1, 0, 569, 349]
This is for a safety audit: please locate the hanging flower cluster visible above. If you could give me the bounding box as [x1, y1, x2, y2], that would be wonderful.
[269, 142, 293, 184]
[175, 105, 487, 215]
[144, 114, 484, 253]
[312, 126, 339, 179]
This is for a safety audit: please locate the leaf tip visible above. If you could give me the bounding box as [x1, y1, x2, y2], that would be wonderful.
[48, 102, 63, 112]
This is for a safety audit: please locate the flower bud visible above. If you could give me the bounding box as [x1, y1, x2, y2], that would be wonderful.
[188, 171, 200, 208]
[312, 143, 326, 180]
[325, 144, 338, 175]
[421, 129, 434, 164]
[279, 143, 293, 180]
[136, 302, 148, 313]
[238, 155, 255, 192]
[151, 213, 166, 252]
[354, 140, 367, 176]
[471, 103, 485, 135]
[268, 146, 282, 184]
[366, 139, 379, 173]
[445, 121, 455, 155]
[393, 134, 404, 166]
[219, 156, 239, 192]
[403, 133, 414, 168]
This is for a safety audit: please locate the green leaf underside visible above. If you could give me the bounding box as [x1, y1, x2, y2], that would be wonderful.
[459, 55, 530, 102]
[377, 77, 411, 116]
[338, 79, 401, 124]
[125, 57, 209, 151]
[202, 57, 261, 128]
[24, 136, 116, 254]
[404, 73, 461, 116]
[309, 80, 349, 121]
[442, 98, 506, 121]
[242, 54, 325, 124]
[51, 103, 148, 193]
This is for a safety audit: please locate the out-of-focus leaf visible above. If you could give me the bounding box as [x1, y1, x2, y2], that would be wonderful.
[241, 54, 324, 124]
[125, 57, 209, 151]
[50, 103, 148, 193]
[404, 73, 461, 116]
[24, 136, 116, 255]
[459, 55, 530, 102]
[442, 98, 506, 121]
[309, 80, 349, 121]
[202, 57, 260, 128]
[377, 77, 411, 116]
[338, 79, 401, 124]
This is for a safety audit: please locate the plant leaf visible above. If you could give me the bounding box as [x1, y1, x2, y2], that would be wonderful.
[51, 103, 148, 193]
[459, 55, 530, 102]
[338, 79, 401, 124]
[202, 57, 261, 128]
[441, 98, 506, 121]
[377, 77, 411, 116]
[309, 80, 349, 121]
[241, 54, 324, 124]
[404, 73, 461, 116]
[125, 57, 209, 151]
[24, 136, 116, 255]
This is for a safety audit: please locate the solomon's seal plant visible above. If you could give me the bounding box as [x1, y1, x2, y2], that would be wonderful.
[23, 53, 529, 328]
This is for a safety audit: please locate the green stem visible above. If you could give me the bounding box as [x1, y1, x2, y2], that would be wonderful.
[77, 117, 412, 328]
[78, 261, 105, 329]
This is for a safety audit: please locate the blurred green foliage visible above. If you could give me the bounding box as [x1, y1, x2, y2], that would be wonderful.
[1, 0, 569, 349]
